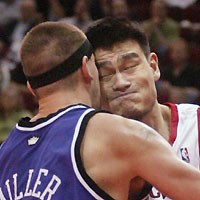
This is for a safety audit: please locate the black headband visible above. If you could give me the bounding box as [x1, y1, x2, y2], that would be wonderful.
[26, 39, 93, 89]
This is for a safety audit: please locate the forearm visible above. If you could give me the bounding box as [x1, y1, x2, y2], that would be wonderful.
[132, 127, 200, 200]
[144, 154, 200, 200]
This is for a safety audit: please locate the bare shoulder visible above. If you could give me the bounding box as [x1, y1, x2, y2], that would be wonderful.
[83, 112, 170, 170]
[81, 112, 157, 197]
[81, 112, 174, 198]
[87, 112, 164, 146]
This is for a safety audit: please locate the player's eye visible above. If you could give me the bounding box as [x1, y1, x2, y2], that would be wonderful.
[99, 73, 113, 81]
[124, 65, 136, 71]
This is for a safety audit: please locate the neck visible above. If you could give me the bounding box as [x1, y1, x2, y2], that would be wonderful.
[140, 102, 171, 141]
[30, 89, 92, 122]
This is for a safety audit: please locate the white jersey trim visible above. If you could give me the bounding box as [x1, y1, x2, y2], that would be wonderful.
[70, 108, 105, 200]
[16, 105, 87, 131]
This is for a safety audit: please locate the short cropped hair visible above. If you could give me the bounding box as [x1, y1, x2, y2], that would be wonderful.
[21, 21, 86, 77]
[85, 17, 150, 58]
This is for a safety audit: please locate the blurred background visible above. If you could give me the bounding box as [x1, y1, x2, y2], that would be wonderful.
[1, 0, 200, 143]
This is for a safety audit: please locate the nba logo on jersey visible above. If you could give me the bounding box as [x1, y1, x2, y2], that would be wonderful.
[180, 147, 190, 163]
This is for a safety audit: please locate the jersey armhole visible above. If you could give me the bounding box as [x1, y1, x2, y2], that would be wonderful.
[74, 110, 115, 200]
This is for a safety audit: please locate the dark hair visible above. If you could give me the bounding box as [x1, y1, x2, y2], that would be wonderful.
[85, 17, 150, 58]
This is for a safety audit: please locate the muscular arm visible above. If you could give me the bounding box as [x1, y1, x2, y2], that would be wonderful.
[128, 121, 199, 200]
[82, 113, 200, 200]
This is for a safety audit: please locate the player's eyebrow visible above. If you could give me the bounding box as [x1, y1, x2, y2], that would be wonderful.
[119, 52, 139, 60]
[96, 52, 139, 68]
[95, 60, 112, 68]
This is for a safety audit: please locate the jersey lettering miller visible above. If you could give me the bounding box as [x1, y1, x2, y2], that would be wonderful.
[0, 169, 61, 200]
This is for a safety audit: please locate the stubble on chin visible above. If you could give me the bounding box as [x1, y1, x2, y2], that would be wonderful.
[110, 102, 148, 120]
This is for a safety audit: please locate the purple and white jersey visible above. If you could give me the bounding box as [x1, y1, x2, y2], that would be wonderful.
[0, 104, 114, 200]
[148, 103, 200, 200]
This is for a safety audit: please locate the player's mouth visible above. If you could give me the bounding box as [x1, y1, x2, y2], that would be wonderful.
[111, 92, 136, 101]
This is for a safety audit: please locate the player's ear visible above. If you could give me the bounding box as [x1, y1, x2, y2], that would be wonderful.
[149, 52, 160, 81]
[81, 56, 93, 82]
[27, 81, 36, 97]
